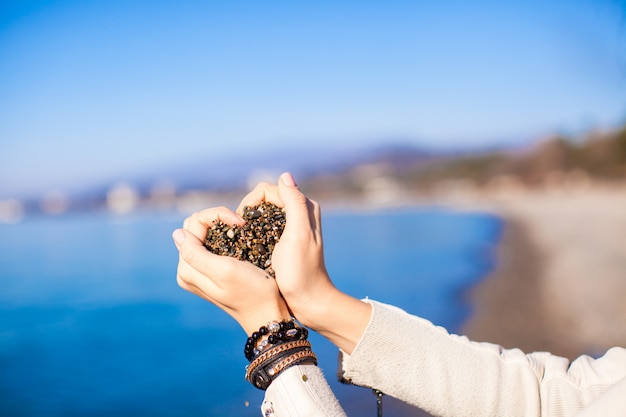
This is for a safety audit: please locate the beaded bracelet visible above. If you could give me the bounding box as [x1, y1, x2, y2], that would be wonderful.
[244, 319, 309, 361]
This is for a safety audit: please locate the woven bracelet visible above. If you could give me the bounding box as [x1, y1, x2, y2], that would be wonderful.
[265, 349, 317, 378]
[245, 340, 312, 382]
[247, 347, 317, 390]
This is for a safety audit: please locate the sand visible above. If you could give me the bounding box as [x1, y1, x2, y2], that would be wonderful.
[459, 186, 626, 359]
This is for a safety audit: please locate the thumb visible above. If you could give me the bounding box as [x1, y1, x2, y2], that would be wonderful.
[278, 172, 311, 230]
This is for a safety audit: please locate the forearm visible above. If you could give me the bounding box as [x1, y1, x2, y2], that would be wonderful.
[339, 300, 626, 417]
[339, 300, 541, 416]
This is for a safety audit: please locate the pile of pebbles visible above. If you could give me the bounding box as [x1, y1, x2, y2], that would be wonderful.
[204, 202, 286, 277]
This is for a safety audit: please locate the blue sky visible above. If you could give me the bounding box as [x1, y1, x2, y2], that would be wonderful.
[1, 0, 625, 198]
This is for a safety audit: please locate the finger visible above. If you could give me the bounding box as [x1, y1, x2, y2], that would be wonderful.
[173, 230, 224, 299]
[176, 253, 222, 299]
[183, 206, 244, 241]
[176, 266, 232, 316]
[277, 172, 318, 232]
[175, 228, 228, 280]
[175, 228, 267, 289]
[310, 198, 323, 240]
[236, 182, 282, 214]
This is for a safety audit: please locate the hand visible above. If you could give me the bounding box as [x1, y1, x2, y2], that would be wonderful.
[238, 173, 371, 354]
[237, 173, 333, 325]
[172, 206, 291, 336]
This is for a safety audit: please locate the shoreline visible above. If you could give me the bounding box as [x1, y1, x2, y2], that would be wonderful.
[459, 188, 626, 359]
[318, 185, 626, 359]
[461, 217, 569, 356]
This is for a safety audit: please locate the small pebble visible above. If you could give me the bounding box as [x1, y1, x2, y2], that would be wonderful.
[204, 202, 285, 277]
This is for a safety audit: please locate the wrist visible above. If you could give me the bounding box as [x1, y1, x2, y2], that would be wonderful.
[244, 318, 310, 362]
[245, 334, 316, 390]
[294, 288, 371, 354]
[284, 278, 338, 330]
[241, 304, 292, 336]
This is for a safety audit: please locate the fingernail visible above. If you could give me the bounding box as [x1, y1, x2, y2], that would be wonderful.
[280, 172, 297, 187]
[172, 229, 185, 246]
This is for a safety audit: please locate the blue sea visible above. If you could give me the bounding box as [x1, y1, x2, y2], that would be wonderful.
[0, 207, 502, 416]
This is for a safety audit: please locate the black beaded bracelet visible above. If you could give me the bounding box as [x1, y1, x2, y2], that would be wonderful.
[244, 319, 308, 361]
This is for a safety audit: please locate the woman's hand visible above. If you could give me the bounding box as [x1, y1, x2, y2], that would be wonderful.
[237, 174, 332, 324]
[172, 206, 291, 336]
[239, 173, 371, 353]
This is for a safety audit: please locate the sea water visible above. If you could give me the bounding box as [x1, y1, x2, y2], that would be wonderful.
[0, 207, 502, 416]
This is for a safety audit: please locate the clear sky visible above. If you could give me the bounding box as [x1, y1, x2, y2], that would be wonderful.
[1, 0, 625, 198]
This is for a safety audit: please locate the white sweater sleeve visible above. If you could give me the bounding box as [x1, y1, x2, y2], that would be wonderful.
[338, 300, 626, 417]
[262, 364, 347, 417]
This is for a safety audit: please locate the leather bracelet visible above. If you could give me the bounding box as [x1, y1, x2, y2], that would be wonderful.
[245, 340, 311, 382]
[248, 348, 317, 390]
[246, 339, 312, 379]
[266, 349, 317, 378]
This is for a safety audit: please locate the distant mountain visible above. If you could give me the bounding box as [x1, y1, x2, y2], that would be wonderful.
[128, 141, 436, 195]
[14, 131, 593, 217]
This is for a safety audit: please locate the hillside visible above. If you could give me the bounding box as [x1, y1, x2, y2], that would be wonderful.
[299, 125, 626, 205]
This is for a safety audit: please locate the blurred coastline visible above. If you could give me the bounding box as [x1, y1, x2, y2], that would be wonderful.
[2, 124, 625, 223]
[2, 124, 625, 360]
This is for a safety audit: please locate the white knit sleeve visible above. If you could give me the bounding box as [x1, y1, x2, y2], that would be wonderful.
[338, 299, 626, 417]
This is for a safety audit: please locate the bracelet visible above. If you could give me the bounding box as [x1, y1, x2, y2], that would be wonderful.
[245, 339, 312, 381]
[265, 349, 317, 378]
[247, 347, 317, 390]
[244, 319, 308, 361]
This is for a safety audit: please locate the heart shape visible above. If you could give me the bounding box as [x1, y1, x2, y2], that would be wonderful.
[204, 202, 286, 277]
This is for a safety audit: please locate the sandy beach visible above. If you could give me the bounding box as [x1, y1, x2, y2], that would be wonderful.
[459, 186, 626, 359]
